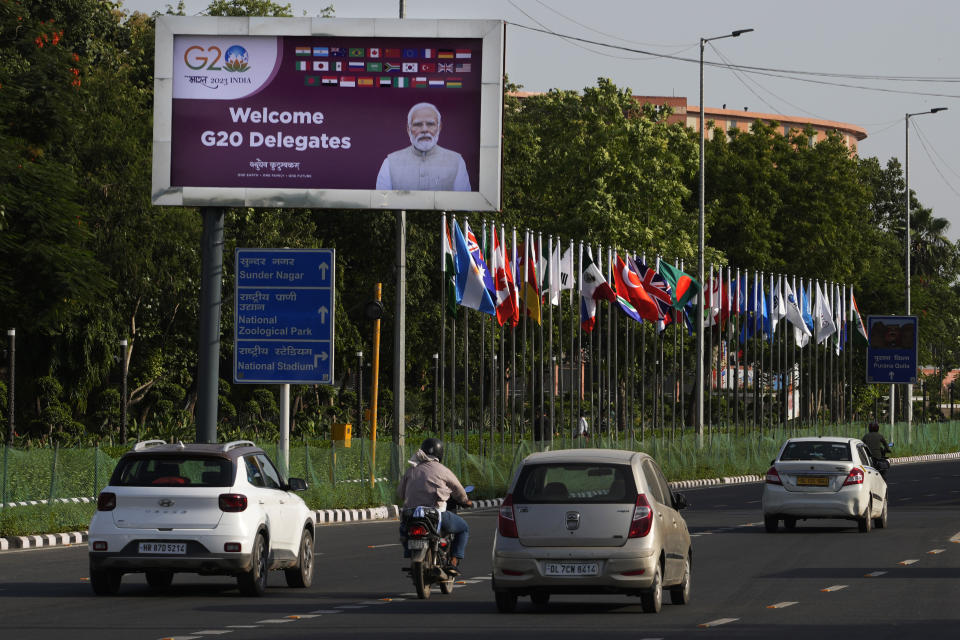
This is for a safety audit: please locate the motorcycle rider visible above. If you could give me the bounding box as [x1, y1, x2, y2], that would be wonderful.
[862, 421, 891, 462]
[399, 438, 472, 575]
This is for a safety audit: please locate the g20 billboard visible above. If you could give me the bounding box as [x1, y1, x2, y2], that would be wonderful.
[152, 17, 504, 211]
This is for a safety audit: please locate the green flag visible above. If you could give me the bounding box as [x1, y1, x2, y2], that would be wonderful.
[657, 261, 701, 310]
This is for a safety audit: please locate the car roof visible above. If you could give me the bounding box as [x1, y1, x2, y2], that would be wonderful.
[121, 440, 263, 461]
[521, 448, 646, 465]
[783, 437, 858, 445]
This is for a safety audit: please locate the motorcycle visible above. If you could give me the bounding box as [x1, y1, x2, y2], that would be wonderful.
[876, 442, 893, 479]
[400, 485, 473, 599]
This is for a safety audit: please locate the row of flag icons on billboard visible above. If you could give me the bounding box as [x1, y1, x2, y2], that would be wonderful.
[295, 60, 471, 73]
[294, 46, 472, 59]
[304, 75, 463, 88]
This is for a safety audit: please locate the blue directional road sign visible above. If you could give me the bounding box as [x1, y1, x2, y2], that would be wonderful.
[865, 315, 917, 384]
[234, 249, 335, 384]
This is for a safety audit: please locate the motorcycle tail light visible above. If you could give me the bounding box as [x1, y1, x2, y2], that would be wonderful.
[408, 524, 429, 537]
[439, 539, 448, 547]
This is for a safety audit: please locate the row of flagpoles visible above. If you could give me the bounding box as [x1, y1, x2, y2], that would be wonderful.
[437, 213, 870, 454]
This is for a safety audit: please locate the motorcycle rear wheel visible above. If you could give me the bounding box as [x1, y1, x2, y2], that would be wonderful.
[413, 554, 432, 599]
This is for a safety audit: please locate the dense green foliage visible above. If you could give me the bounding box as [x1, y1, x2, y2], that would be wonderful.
[2, 0, 959, 446]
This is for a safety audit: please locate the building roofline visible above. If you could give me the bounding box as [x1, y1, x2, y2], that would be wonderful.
[689, 105, 867, 141]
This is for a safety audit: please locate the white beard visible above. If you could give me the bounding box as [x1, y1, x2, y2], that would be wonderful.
[410, 132, 439, 152]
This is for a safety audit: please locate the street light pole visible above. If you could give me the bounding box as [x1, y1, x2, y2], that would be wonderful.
[119, 339, 128, 443]
[698, 28, 753, 446]
[904, 107, 946, 435]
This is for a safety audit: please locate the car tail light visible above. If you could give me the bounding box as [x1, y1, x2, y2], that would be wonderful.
[97, 492, 116, 511]
[218, 493, 248, 512]
[765, 466, 782, 485]
[843, 467, 865, 486]
[621, 568, 646, 576]
[224, 542, 242, 552]
[408, 524, 429, 537]
[628, 494, 653, 538]
[92, 541, 108, 551]
[498, 494, 519, 538]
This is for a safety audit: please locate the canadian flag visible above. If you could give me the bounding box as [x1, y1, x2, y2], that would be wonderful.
[491, 226, 516, 327]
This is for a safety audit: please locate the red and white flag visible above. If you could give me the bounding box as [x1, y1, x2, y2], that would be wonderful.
[491, 226, 516, 327]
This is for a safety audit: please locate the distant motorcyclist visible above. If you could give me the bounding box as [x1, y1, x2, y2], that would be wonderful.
[862, 421, 891, 462]
[399, 438, 472, 575]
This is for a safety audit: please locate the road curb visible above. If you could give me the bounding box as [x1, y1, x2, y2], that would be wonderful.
[0, 531, 87, 551]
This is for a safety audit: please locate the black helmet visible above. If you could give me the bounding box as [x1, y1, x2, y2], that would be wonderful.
[868, 421, 880, 432]
[420, 437, 443, 462]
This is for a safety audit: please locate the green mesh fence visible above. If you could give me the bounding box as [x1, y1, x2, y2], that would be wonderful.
[2, 422, 958, 535]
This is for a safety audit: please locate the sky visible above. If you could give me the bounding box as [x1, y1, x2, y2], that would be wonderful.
[123, 0, 960, 240]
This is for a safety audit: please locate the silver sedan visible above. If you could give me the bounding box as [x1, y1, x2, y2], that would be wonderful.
[491, 448, 692, 613]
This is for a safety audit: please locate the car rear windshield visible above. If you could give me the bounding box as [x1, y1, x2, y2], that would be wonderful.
[514, 463, 636, 503]
[111, 456, 234, 487]
[779, 442, 852, 462]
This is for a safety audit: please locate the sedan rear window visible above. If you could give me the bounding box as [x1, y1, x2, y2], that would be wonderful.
[112, 456, 234, 487]
[779, 442, 852, 462]
[514, 463, 636, 503]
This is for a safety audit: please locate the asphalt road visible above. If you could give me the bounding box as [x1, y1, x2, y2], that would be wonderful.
[1, 460, 958, 640]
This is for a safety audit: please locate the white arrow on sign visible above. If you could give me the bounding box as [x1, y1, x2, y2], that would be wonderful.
[313, 352, 329, 367]
[889, 371, 894, 380]
[318, 262, 329, 280]
[318, 306, 328, 323]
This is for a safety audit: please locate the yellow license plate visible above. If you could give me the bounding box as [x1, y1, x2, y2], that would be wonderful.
[797, 476, 829, 486]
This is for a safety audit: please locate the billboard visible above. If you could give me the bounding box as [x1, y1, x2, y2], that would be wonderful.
[152, 17, 504, 211]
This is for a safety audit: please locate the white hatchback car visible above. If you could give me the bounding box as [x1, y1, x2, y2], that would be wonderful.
[88, 440, 316, 596]
[492, 448, 691, 613]
[762, 437, 889, 533]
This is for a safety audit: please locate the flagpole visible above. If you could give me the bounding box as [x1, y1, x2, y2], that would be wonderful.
[478, 221, 487, 455]
[640, 253, 647, 444]
[611, 247, 620, 444]
[511, 227, 518, 450]
[440, 213, 448, 442]
[462, 218, 470, 455]
[548, 234, 556, 450]
[768, 271, 774, 433]
[568, 239, 575, 449]
[577, 242, 584, 444]
[707, 263, 714, 434]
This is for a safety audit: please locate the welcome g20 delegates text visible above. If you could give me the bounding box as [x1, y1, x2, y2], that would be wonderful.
[200, 106, 352, 152]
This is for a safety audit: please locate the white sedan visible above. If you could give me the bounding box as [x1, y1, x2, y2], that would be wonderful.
[762, 437, 888, 533]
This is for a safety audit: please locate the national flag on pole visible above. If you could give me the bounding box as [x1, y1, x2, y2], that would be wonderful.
[768, 276, 786, 337]
[509, 229, 520, 326]
[834, 284, 844, 355]
[611, 253, 642, 322]
[580, 248, 616, 332]
[814, 281, 837, 344]
[851, 288, 867, 340]
[783, 278, 811, 339]
[634, 257, 675, 331]
[453, 222, 495, 315]
[464, 221, 495, 298]
[491, 226, 516, 327]
[657, 261, 701, 310]
[442, 215, 458, 318]
[618, 255, 659, 323]
[521, 232, 541, 325]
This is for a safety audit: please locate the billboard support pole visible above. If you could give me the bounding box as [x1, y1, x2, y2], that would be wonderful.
[197, 207, 224, 444]
[394, 0, 408, 479]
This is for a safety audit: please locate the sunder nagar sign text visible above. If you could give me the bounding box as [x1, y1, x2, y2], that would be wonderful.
[234, 248, 335, 385]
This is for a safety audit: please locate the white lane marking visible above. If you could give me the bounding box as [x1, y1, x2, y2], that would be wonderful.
[690, 534, 702, 538]
[225, 626, 259, 629]
[367, 543, 401, 548]
[739, 522, 763, 527]
[471, 575, 492, 580]
[928, 549, 946, 554]
[698, 618, 739, 628]
[898, 497, 911, 501]
[288, 615, 321, 619]
[460, 579, 481, 584]
[950, 532, 960, 544]
[358, 600, 388, 605]
[399, 592, 418, 597]
[924, 493, 937, 497]
[309, 610, 342, 614]
[335, 605, 367, 609]
[767, 601, 798, 609]
[193, 632, 232, 636]
[898, 559, 919, 566]
[255, 619, 294, 624]
[865, 571, 887, 577]
[821, 585, 848, 592]
[747, 500, 760, 504]
[160, 636, 202, 640]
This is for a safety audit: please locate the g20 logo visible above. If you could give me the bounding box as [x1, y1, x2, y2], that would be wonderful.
[184, 45, 250, 73]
